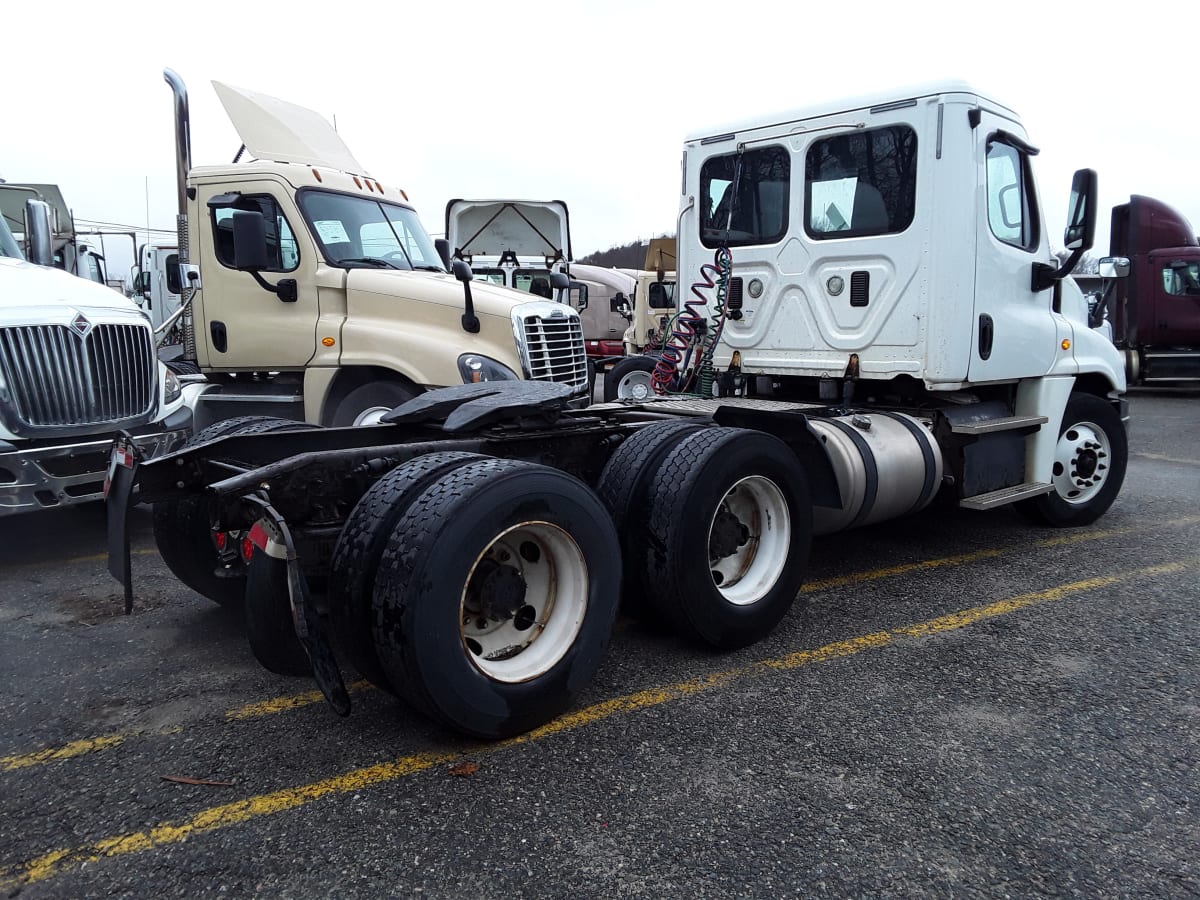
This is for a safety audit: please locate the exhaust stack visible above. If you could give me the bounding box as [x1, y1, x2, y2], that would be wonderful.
[161, 68, 197, 360]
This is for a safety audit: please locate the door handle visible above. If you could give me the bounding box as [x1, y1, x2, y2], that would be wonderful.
[978, 314, 994, 360]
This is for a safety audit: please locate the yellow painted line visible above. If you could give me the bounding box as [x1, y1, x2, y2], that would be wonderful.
[225, 681, 372, 720]
[0, 683, 374, 776]
[3, 736, 127, 772]
[8, 517, 1199, 775]
[802, 518, 1200, 593]
[3, 556, 1194, 890]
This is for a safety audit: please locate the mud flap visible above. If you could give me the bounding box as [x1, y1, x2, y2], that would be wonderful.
[245, 497, 351, 716]
[105, 433, 140, 615]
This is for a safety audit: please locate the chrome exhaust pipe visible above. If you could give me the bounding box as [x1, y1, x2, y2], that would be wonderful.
[162, 68, 197, 361]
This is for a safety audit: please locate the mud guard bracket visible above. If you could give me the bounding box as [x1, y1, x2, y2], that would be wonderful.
[105, 432, 141, 615]
[244, 496, 351, 716]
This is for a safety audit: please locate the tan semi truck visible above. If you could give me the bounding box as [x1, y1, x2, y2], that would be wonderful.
[157, 70, 588, 430]
[604, 238, 679, 401]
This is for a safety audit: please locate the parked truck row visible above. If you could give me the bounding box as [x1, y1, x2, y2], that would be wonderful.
[0, 186, 191, 516]
[109, 78, 1130, 742]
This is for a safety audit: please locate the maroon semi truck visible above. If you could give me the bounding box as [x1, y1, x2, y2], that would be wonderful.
[1105, 196, 1200, 384]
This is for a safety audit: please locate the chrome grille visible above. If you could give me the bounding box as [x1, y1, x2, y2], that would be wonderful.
[519, 313, 588, 388]
[0, 323, 156, 429]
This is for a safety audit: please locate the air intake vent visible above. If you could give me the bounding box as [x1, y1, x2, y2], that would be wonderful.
[518, 312, 589, 389]
[850, 271, 870, 307]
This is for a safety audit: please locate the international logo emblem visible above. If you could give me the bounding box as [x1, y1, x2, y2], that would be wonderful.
[70, 311, 93, 338]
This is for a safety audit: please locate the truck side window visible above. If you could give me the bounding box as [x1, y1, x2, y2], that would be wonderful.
[472, 268, 506, 285]
[211, 195, 299, 272]
[1162, 263, 1200, 296]
[985, 140, 1038, 251]
[701, 146, 789, 248]
[805, 126, 917, 239]
[165, 254, 182, 294]
[648, 281, 675, 309]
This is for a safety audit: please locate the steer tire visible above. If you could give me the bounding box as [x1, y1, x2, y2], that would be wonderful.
[603, 355, 660, 402]
[152, 416, 312, 607]
[1015, 393, 1128, 527]
[244, 549, 311, 676]
[326, 451, 487, 690]
[638, 427, 812, 650]
[372, 458, 620, 739]
[595, 419, 710, 615]
[329, 381, 418, 427]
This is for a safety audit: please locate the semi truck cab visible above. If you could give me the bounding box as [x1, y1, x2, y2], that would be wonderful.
[162, 73, 589, 429]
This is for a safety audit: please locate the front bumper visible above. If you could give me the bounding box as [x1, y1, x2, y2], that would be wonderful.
[0, 406, 192, 516]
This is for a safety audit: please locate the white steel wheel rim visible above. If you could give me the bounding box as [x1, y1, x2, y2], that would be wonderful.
[707, 475, 791, 606]
[460, 522, 588, 683]
[617, 370, 654, 400]
[1051, 420, 1112, 505]
[353, 406, 391, 426]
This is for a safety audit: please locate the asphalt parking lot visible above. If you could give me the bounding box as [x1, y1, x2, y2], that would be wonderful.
[0, 391, 1197, 898]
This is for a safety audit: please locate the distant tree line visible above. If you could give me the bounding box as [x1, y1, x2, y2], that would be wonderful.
[577, 235, 674, 269]
[1054, 249, 1099, 274]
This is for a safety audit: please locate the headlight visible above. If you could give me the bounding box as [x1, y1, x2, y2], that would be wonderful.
[458, 354, 519, 384]
[163, 367, 182, 404]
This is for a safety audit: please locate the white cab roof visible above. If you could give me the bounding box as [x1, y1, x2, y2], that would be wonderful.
[685, 80, 1016, 142]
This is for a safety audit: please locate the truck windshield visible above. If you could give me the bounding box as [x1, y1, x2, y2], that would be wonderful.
[0, 218, 23, 260]
[297, 190, 444, 272]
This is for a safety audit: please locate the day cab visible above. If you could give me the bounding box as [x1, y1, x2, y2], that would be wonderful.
[162, 72, 588, 429]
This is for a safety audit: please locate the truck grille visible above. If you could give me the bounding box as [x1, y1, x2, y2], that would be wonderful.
[0, 323, 156, 429]
[518, 313, 589, 389]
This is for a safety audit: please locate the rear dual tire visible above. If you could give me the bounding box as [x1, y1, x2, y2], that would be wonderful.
[598, 424, 812, 649]
[371, 459, 621, 739]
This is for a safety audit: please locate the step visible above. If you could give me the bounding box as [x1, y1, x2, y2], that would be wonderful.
[949, 414, 1048, 435]
[959, 482, 1053, 510]
[199, 393, 303, 404]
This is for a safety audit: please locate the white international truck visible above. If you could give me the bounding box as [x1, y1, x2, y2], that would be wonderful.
[0, 191, 191, 516]
[602, 238, 681, 401]
[154, 70, 588, 432]
[109, 81, 1127, 741]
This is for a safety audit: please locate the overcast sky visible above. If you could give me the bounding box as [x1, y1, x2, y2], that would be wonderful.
[5, 0, 1197, 284]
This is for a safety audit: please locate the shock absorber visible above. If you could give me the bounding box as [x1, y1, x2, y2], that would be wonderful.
[651, 247, 733, 395]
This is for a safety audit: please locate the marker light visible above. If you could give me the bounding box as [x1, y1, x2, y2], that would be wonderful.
[1061, 339, 1071, 351]
[322, 337, 336, 347]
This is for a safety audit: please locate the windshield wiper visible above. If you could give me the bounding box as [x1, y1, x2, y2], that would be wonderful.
[338, 257, 403, 269]
[412, 265, 445, 272]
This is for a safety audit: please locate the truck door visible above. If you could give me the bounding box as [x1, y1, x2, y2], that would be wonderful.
[968, 121, 1061, 382]
[1147, 250, 1200, 345]
[196, 184, 317, 370]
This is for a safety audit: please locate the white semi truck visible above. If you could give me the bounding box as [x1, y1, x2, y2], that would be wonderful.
[109, 82, 1127, 741]
[0, 193, 191, 516]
